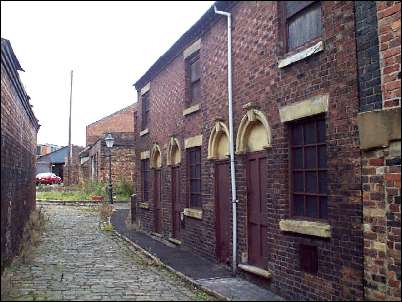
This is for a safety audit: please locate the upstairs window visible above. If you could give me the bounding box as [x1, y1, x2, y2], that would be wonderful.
[290, 115, 327, 219]
[187, 51, 201, 105]
[188, 147, 201, 208]
[141, 159, 150, 202]
[141, 92, 149, 130]
[283, 1, 322, 51]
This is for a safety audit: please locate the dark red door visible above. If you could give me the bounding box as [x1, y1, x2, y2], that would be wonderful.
[171, 166, 181, 239]
[215, 161, 231, 264]
[153, 169, 161, 234]
[246, 151, 268, 268]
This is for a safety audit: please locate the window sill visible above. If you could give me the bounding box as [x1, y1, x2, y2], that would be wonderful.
[183, 208, 203, 220]
[183, 103, 201, 116]
[238, 264, 272, 279]
[138, 202, 150, 209]
[279, 219, 331, 238]
[278, 40, 324, 69]
[168, 238, 182, 245]
[140, 128, 149, 136]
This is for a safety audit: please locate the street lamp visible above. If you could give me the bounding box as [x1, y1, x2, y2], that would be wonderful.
[105, 133, 114, 204]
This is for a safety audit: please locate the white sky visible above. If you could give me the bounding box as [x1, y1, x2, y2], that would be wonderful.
[1, 1, 214, 147]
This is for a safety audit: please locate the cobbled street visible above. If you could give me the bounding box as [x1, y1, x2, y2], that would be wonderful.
[1, 204, 213, 301]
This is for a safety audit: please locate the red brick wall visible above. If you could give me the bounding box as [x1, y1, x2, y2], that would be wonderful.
[377, 1, 401, 108]
[63, 145, 84, 186]
[1, 54, 38, 270]
[86, 104, 136, 146]
[135, 2, 363, 300]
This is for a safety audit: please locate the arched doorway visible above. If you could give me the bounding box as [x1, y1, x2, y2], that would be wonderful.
[208, 121, 231, 264]
[236, 109, 272, 269]
[167, 137, 182, 240]
[150, 144, 162, 234]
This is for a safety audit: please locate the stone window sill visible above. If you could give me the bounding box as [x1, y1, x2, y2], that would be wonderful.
[238, 264, 272, 279]
[140, 128, 149, 136]
[183, 103, 201, 116]
[168, 238, 182, 245]
[183, 208, 203, 220]
[279, 219, 331, 238]
[278, 40, 324, 69]
[138, 202, 150, 209]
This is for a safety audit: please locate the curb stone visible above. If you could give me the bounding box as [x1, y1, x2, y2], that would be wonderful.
[112, 230, 230, 301]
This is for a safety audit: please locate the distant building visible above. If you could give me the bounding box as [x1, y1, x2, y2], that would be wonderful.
[1, 38, 40, 269]
[36, 143, 62, 157]
[79, 104, 136, 186]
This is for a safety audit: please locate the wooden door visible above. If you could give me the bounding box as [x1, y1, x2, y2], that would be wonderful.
[246, 151, 268, 268]
[153, 169, 161, 234]
[171, 166, 181, 239]
[215, 161, 231, 264]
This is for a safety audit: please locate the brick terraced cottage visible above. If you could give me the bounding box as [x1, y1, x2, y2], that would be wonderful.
[1, 38, 40, 270]
[132, 1, 400, 300]
[79, 104, 137, 186]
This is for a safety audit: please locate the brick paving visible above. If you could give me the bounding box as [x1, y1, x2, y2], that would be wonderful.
[1, 204, 214, 301]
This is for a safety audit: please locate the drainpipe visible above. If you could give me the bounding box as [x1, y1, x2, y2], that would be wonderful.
[214, 5, 238, 274]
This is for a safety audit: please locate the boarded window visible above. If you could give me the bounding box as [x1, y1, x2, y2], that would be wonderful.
[188, 147, 201, 208]
[141, 159, 150, 202]
[188, 52, 201, 104]
[142, 92, 149, 130]
[300, 244, 318, 274]
[290, 115, 327, 219]
[284, 1, 322, 51]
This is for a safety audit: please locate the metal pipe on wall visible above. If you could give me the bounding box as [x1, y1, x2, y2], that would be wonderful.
[214, 5, 238, 274]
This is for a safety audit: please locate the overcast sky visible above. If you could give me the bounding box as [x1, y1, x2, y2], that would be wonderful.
[1, 1, 213, 147]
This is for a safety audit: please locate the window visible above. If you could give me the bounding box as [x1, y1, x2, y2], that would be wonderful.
[300, 244, 318, 274]
[290, 115, 327, 219]
[282, 1, 322, 51]
[141, 159, 150, 202]
[142, 92, 149, 130]
[187, 52, 201, 105]
[188, 147, 201, 208]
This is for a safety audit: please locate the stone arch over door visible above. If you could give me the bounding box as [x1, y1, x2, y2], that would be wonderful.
[167, 137, 181, 166]
[150, 144, 162, 169]
[236, 109, 272, 154]
[208, 121, 230, 160]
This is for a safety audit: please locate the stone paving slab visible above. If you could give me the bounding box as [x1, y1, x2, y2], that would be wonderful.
[1, 204, 215, 301]
[197, 277, 284, 301]
[111, 209, 284, 301]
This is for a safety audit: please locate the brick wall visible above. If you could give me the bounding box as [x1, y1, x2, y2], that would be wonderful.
[86, 104, 136, 146]
[134, 2, 365, 300]
[1, 39, 39, 270]
[377, 1, 401, 108]
[63, 145, 84, 186]
[360, 2, 401, 300]
[355, 1, 382, 112]
[87, 132, 135, 187]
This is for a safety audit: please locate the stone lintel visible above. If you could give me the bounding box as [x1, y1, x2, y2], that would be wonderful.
[140, 151, 150, 160]
[183, 38, 201, 59]
[279, 94, 329, 123]
[184, 135, 203, 149]
[138, 202, 150, 209]
[183, 208, 203, 220]
[140, 82, 150, 95]
[278, 40, 324, 68]
[279, 219, 331, 238]
[140, 128, 149, 136]
[183, 103, 201, 116]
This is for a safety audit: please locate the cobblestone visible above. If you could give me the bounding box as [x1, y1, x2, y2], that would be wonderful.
[1, 205, 214, 301]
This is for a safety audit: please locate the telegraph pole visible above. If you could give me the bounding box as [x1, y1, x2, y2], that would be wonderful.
[67, 70, 73, 185]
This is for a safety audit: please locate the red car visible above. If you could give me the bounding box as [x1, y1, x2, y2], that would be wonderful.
[36, 173, 62, 185]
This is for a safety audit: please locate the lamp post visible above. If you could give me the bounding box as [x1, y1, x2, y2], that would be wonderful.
[104, 133, 114, 204]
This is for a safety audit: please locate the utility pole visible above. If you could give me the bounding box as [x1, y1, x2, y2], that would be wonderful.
[68, 70, 73, 185]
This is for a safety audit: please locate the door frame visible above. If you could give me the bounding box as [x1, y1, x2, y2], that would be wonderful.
[171, 164, 181, 239]
[153, 168, 162, 234]
[245, 150, 268, 268]
[214, 159, 231, 264]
